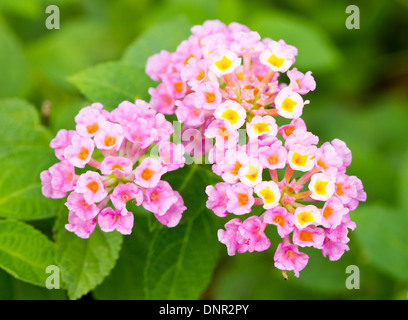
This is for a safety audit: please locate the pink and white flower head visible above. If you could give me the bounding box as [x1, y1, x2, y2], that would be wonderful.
[41, 100, 187, 238]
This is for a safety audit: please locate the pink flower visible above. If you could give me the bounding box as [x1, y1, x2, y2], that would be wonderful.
[145, 50, 173, 81]
[63, 134, 94, 168]
[204, 119, 239, 149]
[263, 206, 294, 238]
[194, 81, 222, 110]
[142, 180, 179, 216]
[205, 182, 229, 217]
[293, 226, 325, 249]
[321, 196, 349, 229]
[217, 218, 248, 256]
[74, 103, 105, 137]
[274, 242, 309, 278]
[98, 207, 134, 235]
[123, 117, 154, 149]
[40, 170, 67, 199]
[322, 239, 350, 261]
[134, 157, 167, 188]
[65, 191, 100, 221]
[180, 58, 208, 88]
[100, 156, 133, 177]
[148, 83, 176, 115]
[154, 191, 186, 227]
[287, 68, 316, 95]
[285, 128, 319, 149]
[334, 174, 367, 210]
[175, 93, 205, 127]
[278, 118, 307, 140]
[50, 129, 75, 160]
[110, 183, 143, 214]
[158, 141, 186, 171]
[46, 160, 76, 195]
[74, 171, 108, 204]
[258, 140, 287, 170]
[238, 215, 270, 253]
[94, 121, 124, 151]
[226, 182, 254, 215]
[65, 211, 97, 239]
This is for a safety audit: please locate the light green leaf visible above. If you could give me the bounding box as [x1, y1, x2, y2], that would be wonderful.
[69, 61, 155, 109]
[0, 220, 55, 287]
[122, 15, 192, 69]
[0, 98, 62, 220]
[54, 212, 123, 300]
[144, 164, 220, 299]
[353, 204, 408, 282]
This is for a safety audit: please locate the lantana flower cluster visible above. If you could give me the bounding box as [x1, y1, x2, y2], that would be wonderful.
[145, 20, 366, 278]
[41, 100, 186, 238]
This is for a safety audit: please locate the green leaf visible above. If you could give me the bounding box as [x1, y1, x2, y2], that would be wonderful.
[0, 220, 55, 287]
[92, 213, 153, 300]
[122, 15, 192, 69]
[353, 204, 408, 282]
[0, 98, 62, 220]
[54, 212, 123, 300]
[0, 17, 30, 98]
[144, 165, 220, 299]
[69, 61, 155, 109]
[398, 150, 408, 210]
[249, 11, 341, 72]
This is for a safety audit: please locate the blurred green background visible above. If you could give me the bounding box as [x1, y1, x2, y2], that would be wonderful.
[0, 0, 408, 300]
